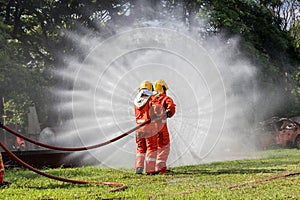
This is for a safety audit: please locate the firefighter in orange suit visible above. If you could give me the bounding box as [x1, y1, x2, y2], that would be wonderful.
[134, 80, 158, 175]
[153, 80, 176, 174]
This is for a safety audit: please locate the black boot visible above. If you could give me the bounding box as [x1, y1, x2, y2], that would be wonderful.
[0, 181, 11, 188]
[136, 167, 143, 174]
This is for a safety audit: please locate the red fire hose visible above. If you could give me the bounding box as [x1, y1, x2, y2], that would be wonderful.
[228, 171, 300, 189]
[0, 120, 150, 151]
[0, 141, 127, 192]
[0, 120, 151, 192]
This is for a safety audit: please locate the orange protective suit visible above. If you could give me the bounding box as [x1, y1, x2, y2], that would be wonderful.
[152, 93, 176, 173]
[134, 89, 158, 174]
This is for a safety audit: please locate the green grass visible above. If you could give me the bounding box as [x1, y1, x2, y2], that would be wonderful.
[1, 149, 300, 199]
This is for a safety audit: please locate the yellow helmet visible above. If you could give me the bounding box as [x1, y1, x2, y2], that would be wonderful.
[138, 80, 153, 91]
[154, 79, 168, 93]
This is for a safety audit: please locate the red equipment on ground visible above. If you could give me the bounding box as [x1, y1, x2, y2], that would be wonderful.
[259, 116, 300, 149]
[276, 117, 300, 149]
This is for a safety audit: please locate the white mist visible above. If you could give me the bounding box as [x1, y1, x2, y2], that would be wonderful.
[53, 9, 264, 169]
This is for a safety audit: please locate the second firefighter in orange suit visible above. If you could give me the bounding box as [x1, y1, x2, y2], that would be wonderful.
[153, 80, 176, 174]
[134, 80, 158, 175]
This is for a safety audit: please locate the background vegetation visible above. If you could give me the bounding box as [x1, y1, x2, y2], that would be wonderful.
[0, 0, 300, 127]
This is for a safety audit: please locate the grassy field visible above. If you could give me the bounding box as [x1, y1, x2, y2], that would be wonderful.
[0, 149, 299, 199]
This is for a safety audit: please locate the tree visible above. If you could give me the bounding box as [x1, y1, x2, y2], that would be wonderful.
[0, 0, 136, 126]
[290, 20, 300, 53]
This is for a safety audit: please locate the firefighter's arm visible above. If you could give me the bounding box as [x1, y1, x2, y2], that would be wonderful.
[165, 97, 176, 118]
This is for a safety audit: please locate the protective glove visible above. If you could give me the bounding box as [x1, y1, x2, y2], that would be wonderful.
[166, 109, 171, 118]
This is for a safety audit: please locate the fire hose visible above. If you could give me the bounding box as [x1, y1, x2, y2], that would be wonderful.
[0, 120, 151, 192]
[0, 141, 126, 192]
[228, 171, 300, 189]
[0, 120, 150, 151]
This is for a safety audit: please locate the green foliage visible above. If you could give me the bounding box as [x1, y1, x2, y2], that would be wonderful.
[198, 0, 295, 65]
[289, 20, 300, 55]
[0, 0, 133, 126]
[197, 0, 300, 116]
[0, 30, 48, 125]
[1, 149, 300, 199]
[3, 95, 31, 127]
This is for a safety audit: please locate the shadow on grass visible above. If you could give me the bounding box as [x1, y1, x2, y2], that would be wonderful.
[169, 168, 286, 175]
[26, 183, 103, 190]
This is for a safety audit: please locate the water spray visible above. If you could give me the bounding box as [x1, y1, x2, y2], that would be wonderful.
[57, 27, 228, 168]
